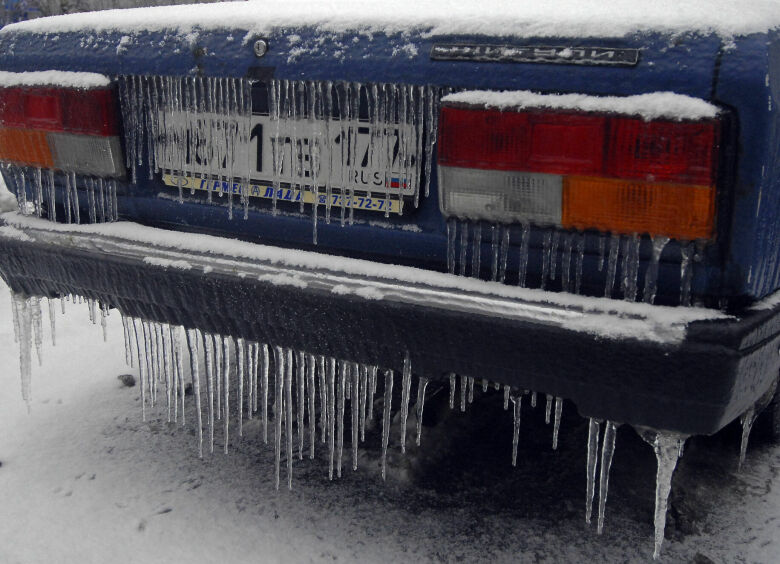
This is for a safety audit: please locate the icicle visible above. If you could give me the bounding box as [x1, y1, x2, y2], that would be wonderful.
[503, 385, 510, 410]
[585, 418, 601, 524]
[680, 241, 694, 306]
[399, 354, 412, 453]
[285, 348, 294, 489]
[368, 366, 377, 420]
[510, 393, 522, 466]
[250, 343, 259, 417]
[162, 323, 172, 423]
[214, 334, 222, 420]
[327, 357, 336, 480]
[185, 329, 203, 458]
[222, 335, 230, 454]
[482, 379, 489, 393]
[359, 365, 368, 442]
[552, 398, 563, 449]
[319, 355, 328, 443]
[33, 167, 43, 217]
[381, 369, 394, 480]
[518, 222, 530, 287]
[415, 376, 429, 446]
[237, 338, 246, 437]
[306, 354, 317, 459]
[261, 343, 269, 443]
[459, 220, 469, 276]
[643, 236, 670, 304]
[597, 234, 607, 271]
[336, 360, 346, 478]
[447, 218, 457, 274]
[100, 304, 109, 342]
[174, 326, 185, 426]
[604, 234, 620, 298]
[641, 431, 687, 560]
[273, 346, 285, 490]
[499, 225, 510, 283]
[549, 231, 560, 281]
[467, 376, 474, 404]
[490, 224, 500, 281]
[132, 319, 146, 421]
[597, 421, 618, 534]
[12, 295, 33, 408]
[121, 316, 132, 366]
[460, 374, 467, 412]
[203, 333, 215, 454]
[449, 373, 456, 409]
[574, 233, 585, 295]
[351, 362, 360, 470]
[471, 222, 482, 279]
[46, 169, 56, 222]
[530, 391, 537, 408]
[561, 232, 573, 293]
[739, 406, 756, 470]
[30, 297, 43, 366]
[622, 234, 641, 302]
[540, 230, 553, 290]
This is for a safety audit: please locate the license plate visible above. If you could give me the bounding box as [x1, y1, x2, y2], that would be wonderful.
[155, 110, 420, 201]
[161, 173, 402, 214]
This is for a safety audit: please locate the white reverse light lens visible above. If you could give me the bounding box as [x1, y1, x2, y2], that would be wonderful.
[438, 165, 562, 225]
[48, 132, 125, 177]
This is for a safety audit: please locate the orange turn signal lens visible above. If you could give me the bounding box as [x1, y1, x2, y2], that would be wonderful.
[562, 176, 715, 240]
[0, 127, 54, 168]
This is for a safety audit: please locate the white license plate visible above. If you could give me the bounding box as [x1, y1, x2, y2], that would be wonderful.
[155, 111, 420, 199]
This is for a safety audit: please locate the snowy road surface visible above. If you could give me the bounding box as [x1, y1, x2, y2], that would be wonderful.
[0, 281, 779, 563]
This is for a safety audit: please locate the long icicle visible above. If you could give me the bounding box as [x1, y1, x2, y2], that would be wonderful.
[399, 354, 412, 453]
[597, 421, 618, 535]
[585, 418, 601, 524]
[185, 329, 203, 458]
[415, 376, 429, 446]
[273, 346, 285, 490]
[351, 362, 360, 470]
[285, 348, 294, 489]
[381, 369, 394, 480]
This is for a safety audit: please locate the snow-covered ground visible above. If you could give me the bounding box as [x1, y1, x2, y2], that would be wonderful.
[1, 286, 779, 563]
[1, 185, 779, 564]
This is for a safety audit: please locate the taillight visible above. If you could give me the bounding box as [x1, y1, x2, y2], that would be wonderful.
[437, 92, 721, 240]
[0, 73, 123, 177]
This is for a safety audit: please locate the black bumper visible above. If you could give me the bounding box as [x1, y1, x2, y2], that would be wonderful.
[1, 214, 778, 436]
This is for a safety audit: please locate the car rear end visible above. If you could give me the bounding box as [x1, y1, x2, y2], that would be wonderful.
[0, 2, 779, 557]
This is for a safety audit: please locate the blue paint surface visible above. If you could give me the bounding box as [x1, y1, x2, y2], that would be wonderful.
[2, 24, 779, 306]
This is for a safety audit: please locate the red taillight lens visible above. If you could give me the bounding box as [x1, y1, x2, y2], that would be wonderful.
[438, 107, 605, 175]
[63, 88, 119, 136]
[438, 99, 721, 240]
[0, 89, 26, 127]
[0, 83, 123, 176]
[24, 89, 63, 131]
[606, 118, 718, 185]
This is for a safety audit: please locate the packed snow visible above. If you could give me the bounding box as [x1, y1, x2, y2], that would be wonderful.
[442, 91, 720, 122]
[0, 70, 110, 89]
[2, 1, 780, 39]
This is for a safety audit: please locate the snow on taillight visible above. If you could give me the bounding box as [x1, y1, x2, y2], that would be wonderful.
[0, 71, 123, 177]
[437, 91, 721, 241]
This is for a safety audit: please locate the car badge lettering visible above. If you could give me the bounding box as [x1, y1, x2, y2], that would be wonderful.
[430, 44, 639, 67]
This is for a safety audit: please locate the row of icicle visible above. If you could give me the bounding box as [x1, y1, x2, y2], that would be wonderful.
[447, 218, 701, 306]
[3, 163, 119, 224]
[10, 292, 771, 559]
[117, 75, 441, 243]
